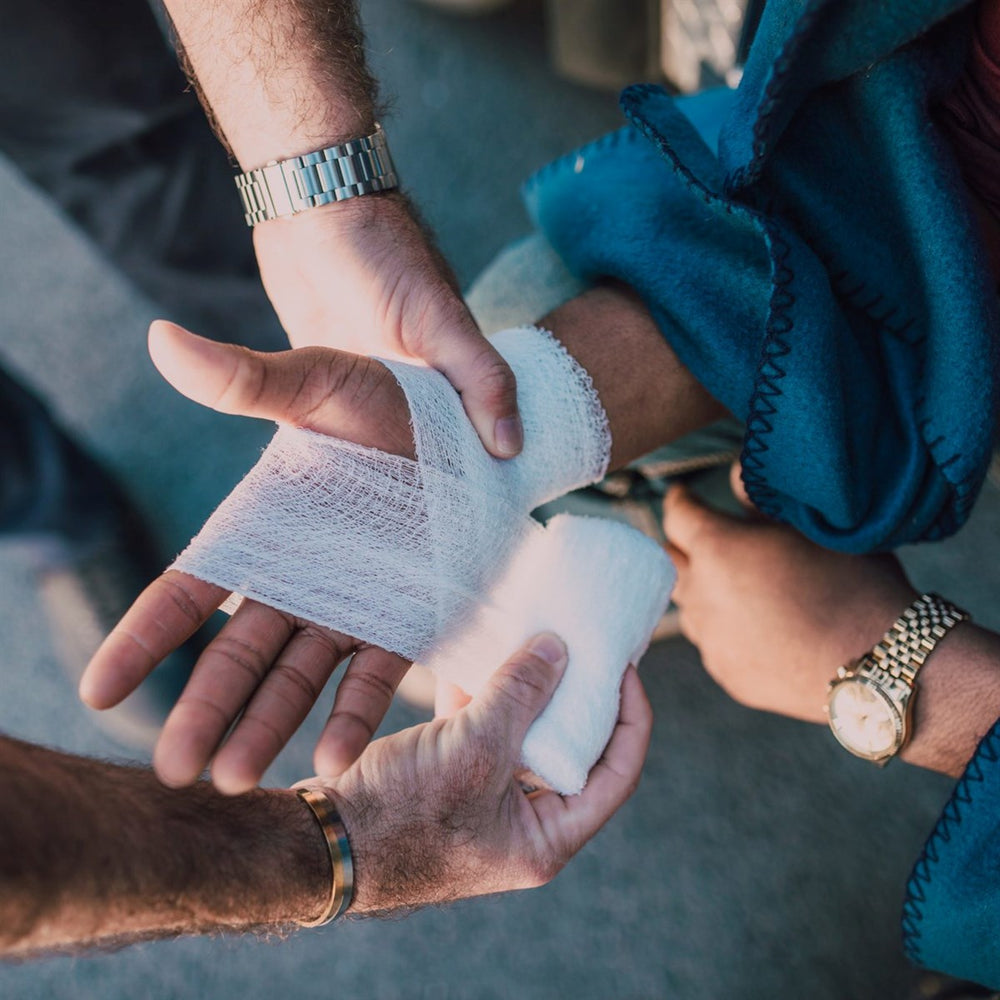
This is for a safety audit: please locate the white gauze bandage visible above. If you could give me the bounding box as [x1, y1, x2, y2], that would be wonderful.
[173, 326, 674, 794]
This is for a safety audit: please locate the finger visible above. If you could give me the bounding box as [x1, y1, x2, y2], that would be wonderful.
[661, 482, 730, 553]
[464, 633, 568, 754]
[80, 571, 228, 709]
[533, 665, 651, 848]
[211, 624, 350, 795]
[407, 306, 522, 459]
[663, 541, 689, 570]
[313, 645, 411, 777]
[153, 600, 295, 787]
[434, 677, 472, 719]
[729, 461, 752, 510]
[148, 321, 415, 459]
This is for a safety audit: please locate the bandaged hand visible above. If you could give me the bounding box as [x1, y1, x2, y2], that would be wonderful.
[157, 322, 670, 795]
[81, 322, 419, 793]
[83, 317, 672, 797]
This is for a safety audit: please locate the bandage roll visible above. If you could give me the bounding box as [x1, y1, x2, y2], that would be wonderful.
[422, 513, 673, 795]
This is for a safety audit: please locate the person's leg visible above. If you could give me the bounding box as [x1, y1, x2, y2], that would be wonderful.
[0, 0, 245, 747]
[0, 366, 195, 751]
[0, 0, 254, 292]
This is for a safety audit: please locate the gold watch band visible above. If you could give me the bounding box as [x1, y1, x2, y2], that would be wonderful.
[868, 592, 970, 688]
[826, 593, 971, 765]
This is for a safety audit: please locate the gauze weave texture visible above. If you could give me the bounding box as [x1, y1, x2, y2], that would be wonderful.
[172, 326, 674, 793]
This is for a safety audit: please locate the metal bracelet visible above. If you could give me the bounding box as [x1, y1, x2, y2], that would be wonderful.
[235, 125, 398, 228]
[296, 787, 355, 926]
[870, 592, 969, 685]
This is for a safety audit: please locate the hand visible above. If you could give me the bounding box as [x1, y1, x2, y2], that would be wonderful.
[300, 634, 652, 913]
[253, 193, 523, 457]
[662, 481, 917, 723]
[80, 321, 418, 793]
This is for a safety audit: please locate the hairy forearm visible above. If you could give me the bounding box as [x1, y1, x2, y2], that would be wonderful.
[161, 0, 377, 166]
[902, 622, 1000, 778]
[0, 737, 328, 955]
[542, 284, 727, 468]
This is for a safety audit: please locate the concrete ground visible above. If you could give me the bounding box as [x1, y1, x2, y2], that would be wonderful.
[0, 1, 995, 997]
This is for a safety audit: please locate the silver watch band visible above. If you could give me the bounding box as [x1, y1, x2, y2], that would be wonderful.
[234, 125, 398, 228]
[867, 592, 969, 687]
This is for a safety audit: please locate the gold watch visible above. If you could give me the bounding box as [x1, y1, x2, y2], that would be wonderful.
[825, 593, 969, 765]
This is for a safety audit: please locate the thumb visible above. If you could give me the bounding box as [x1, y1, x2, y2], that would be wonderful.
[406, 301, 523, 459]
[148, 320, 415, 458]
[465, 633, 568, 755]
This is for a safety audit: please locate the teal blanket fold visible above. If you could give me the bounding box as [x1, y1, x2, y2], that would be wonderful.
[524, 0, 999, 553]
[903, 720, 1000, 987]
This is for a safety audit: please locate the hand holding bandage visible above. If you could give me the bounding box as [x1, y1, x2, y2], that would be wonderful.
[82, 323, 674, 795]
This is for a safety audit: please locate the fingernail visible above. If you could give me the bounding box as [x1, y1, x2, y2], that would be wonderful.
[494, 415, 523, 457]
[528, 633, 567, 666]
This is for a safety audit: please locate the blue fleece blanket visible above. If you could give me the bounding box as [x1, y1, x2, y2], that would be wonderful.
[524, 0, 999, 553]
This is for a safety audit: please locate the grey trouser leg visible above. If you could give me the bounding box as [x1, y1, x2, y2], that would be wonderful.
[0, 0, 257, 530]
[0, 0, 253, 287]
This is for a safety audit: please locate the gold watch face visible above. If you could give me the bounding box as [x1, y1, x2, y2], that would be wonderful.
[827, 677, 904, 761]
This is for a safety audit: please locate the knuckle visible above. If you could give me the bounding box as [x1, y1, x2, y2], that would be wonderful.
[623, 770, 642, 800]
[492, 658, 552, 712]
[289, 350, 359, 425]
[526, 854, 562, 887]
[159, 574, 205, 628]
[339, 663, 397, 706]
[468, 351, 517, 410]
[326, 707, 377, 743]
[216, 349, 266, 413]
[206, 634, 268, 684]
[296, 623, 346, 659]
[232, 711, 285, 756]
[270, 660, 322, 705]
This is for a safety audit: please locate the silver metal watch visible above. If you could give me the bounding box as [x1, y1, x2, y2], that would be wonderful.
[234, 125, 398, 228]
[825, 593, 969, 765]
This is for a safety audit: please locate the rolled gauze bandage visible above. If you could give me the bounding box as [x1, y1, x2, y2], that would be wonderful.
[423, 513, 672, 793]
[173, 326, 675, 793]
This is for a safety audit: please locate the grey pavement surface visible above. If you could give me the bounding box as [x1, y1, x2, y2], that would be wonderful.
[0, 1, 996, 997]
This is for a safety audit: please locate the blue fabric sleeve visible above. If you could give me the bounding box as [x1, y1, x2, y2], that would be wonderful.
[523, 0, 1000, 554]
[904, 720, 1000, 988]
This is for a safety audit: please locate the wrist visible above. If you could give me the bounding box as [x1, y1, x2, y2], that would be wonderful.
[253, 188, 410, 244]
[170, 787, 332, 930]
[263, 790, 334, 925]
[162, 0, 377, 169]
[311, 781, 380, 915]
[901, 620, 1000, 778]
[541, 285, 727, 468]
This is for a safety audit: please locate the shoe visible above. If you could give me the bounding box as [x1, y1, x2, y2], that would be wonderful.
[19, 434, 199, 753]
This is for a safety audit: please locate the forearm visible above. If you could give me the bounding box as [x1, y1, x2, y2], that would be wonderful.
[161, 0, 377, 166]
[0, 736, 328, 955]
[902, 622, 1000, 778]
[542, 283, 727, 468]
